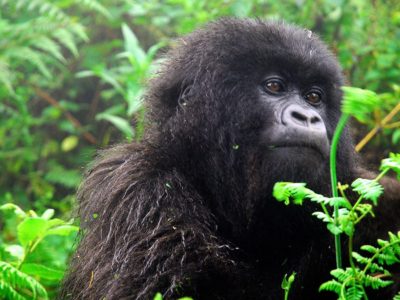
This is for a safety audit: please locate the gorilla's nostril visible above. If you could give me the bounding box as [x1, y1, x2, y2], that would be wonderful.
[291, 111, 307, 122]
[310, 116, 321, 124]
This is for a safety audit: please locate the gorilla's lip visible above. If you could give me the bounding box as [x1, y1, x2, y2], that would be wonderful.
[268, 143, 328, 158]
[261, 127, 330, 159]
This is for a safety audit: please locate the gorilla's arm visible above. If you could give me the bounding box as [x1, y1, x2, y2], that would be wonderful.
[60, 144, 242, 299]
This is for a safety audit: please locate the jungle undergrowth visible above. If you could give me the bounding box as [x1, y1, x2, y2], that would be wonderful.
[274, 87, 400, 300]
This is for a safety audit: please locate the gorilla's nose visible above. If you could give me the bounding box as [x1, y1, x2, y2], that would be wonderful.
[282, 104, 325, 131]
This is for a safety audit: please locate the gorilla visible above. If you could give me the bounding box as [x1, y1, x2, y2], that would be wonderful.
[60, 18, 400, 299]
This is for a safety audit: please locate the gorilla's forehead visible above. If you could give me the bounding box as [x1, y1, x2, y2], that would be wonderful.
[180, 18, 343, 86]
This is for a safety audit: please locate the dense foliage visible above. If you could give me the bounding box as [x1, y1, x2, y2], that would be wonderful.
[0, 0, 399, 299]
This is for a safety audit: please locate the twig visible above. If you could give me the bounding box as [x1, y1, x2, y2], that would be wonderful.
[355, 102, 400, 152]
[35, 87, 97, 145]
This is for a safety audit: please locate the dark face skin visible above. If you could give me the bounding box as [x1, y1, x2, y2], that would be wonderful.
[259, 73, 330, 160]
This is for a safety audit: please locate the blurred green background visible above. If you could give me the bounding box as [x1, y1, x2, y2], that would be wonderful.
[0, 0, 399, 299]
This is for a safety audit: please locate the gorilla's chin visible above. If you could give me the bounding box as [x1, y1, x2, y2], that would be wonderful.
[262, 146, 329, 188]
[270, 145, 326, 159]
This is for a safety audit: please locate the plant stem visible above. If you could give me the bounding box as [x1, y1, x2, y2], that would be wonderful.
[330, 113, 350, 269]
[362, 239, 400, 274]
[284, 289, 289, 300]
[355, 102, 400, 152]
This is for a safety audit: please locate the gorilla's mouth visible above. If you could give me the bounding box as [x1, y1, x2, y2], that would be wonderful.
[261, 127, 330, 159]
[269, 143, 328, 158]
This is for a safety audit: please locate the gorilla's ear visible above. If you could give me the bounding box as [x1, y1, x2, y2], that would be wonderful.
[177, 85, 192, 109]
[157, 75, 193, 110]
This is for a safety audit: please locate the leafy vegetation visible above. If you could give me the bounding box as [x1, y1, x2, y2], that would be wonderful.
[273, 87, 400, 299]
[0, 204, 78, 299]
[0, 0, 399, 299]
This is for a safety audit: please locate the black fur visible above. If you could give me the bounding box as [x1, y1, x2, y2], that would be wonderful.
[60, 19, 400, 299]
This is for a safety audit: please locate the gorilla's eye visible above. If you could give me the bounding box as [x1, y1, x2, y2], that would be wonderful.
[304, 90, 322, 105]
[264, 79, 285, 94]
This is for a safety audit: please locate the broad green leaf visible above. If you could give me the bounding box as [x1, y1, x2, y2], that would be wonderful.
[96, 113, 133, 139]
[341, 86, 379, 123]
[153, 293, 163, 300]
[0, 203, 26, 218]
[61, 135, 79, 152]
[41, 209, 55, 220]
[17, 218, 48, 247]
[281, 272, 296, 290]
[46, 218, 68, 227]
[122, 24, 146, 63]
[327, 223, 342, 235]
[21, 263, 64, 281]
[45, 225, 79, 237]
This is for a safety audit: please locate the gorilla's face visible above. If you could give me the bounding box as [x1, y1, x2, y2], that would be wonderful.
[258, 73, 330, 160]
[149, 19, 346, 189]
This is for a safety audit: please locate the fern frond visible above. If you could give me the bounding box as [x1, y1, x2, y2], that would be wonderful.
[351, 178, 383, 205]
[345, 282, 364, 300]
[2, 0, 68, 21]
[0, 279, 26, 300]
[319, 279, 342, 293]
[330, 268, 353, 282]
[346, 283, 365, 300]
[0, 261, 48, 299]
[9, 47, 52, 78]
[33, 36, 65, 62]
[363, 274, 393, 289]
[81, 0, 111, 18]
[0, 60, 13, 93]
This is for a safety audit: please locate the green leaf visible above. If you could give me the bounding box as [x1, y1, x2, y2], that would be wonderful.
[122, 24, 146, 63]
[351, 178, 383, 205]
[230, 0, 253, 17]
[0, 280, 25, 300]
[281, 272, 296, 290]
[21, 263, 64, 281]
[0, 261, 48, 299]
[330, 268, 352, 282]
[41, 209, 55, 220]
[319, 279, 341, 293]
[327, 197, 352, 209]
[61, 135, 79, 152]
[364, 274, 393, 289]
[153, 292, 163, 300]
[54, 28, 79, 57]
[273, 182, 308, 205]
[0, 203, 26, 218]
[45, 225, 79, 237]
[345, 282, 364, 300]
[392, 130, 400, 145]
[360, 244, 378, 254]
[96, 113, 133, 139]
[341, 86, 379, 123]
[380, 153, 400, 179]
[327, 223, 342, 235]
[8, 47, 52, 78]
[45, 165, 81, 188]
[33, 36, 65, 62]
[46, 218, 68, 227]
[4, 245, 24, 261]
[17, 218, 48, 247]
[312, 211, 331, 223]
